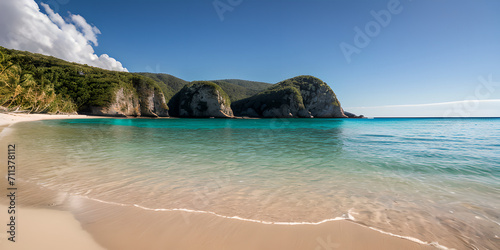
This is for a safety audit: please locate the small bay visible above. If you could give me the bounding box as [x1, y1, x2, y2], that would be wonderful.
[6, 118, 500, 249]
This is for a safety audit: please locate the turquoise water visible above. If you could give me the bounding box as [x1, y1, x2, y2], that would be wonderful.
[5, 118, 500, 248]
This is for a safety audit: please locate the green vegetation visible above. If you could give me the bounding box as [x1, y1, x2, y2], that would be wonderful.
[205, 81, 232, 107]
[232, 84, 305, 116]
[168, 81, 231, 117]
[137, 73, 189, 102]
[277, 75, 340, 106]
[211, 80, 256, 102]
[215, 79, 272, 91]
[232, 75, 337, 116]
[137, 74, 272, 103]
[0, 47, 345, 118]
[211, 80, 271, 102]
[214, 79, 270, 94]
[0, 47, 273, 116]
[0, 46, 163, 114]
[0, 49, 76, 113]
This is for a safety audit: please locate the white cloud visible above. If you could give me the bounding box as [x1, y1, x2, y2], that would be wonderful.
[70, 13, 101, 46]
[0, 0, 127, 72]
[345, 99, 500, 117]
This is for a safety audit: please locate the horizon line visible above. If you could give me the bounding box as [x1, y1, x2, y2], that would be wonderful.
[345, 99, 500, 110]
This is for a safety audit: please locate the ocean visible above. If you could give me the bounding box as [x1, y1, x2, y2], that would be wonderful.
[4, 118, 500, 249]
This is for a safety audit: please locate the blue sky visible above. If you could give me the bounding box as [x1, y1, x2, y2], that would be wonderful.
[2, 0, 499, 116]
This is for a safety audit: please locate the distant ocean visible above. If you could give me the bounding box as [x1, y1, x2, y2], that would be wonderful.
[6, 118, 500, 249]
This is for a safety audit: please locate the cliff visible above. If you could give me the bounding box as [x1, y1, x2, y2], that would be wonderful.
[137, 73, 190, 102]
[0, 46, 169, 117]
[88, 87, 139, 117]
[343, 110, 364, 118]
[86, 77, 169, 117]
[132, 76, 169, 117]
[168, 81, 233, 118]
[232, 76, 347, 118]
[1, 46, 360, 118]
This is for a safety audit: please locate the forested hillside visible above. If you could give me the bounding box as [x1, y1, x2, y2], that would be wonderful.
[0, 46, 352, 118]
[0, 46, 163, 114]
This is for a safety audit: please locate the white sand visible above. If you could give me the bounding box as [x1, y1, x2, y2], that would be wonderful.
[0, 113, 104, 127]
[0, 205, 105, 250]
[0, 112, 107, 249]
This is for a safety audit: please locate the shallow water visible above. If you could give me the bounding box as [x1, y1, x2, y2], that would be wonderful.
[4, 118, 500, 249]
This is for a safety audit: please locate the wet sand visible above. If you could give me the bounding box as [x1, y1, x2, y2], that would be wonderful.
[0, 178, 441, 250]
[78, 203, 438, 250]
[0, 112, 108, 249]
[0, 194, 438, 250]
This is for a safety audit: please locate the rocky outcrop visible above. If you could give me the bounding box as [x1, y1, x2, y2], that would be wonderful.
[87, 76, 169, 117]
[237, 86, 311, 118]
[168, 81, 233, 118]
[299, 78, 345, 118]
[233, 75, 347, 118]
[83, 75, 351, 119]
[89, 88, 140, 117]
[133, 76, 169, 117]
[343, 110, 364, 118]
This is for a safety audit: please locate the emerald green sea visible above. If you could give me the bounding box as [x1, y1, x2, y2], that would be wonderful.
[3, 118, 500, 249]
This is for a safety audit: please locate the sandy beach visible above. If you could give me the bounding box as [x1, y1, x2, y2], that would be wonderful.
[0, 183, 438, 250]
[0, 112, 108, 249]
[0, 113, 445, 250]
[0, 204, 106, 250]
[0, 112, 110, 141]
[0, 112, 105, 127]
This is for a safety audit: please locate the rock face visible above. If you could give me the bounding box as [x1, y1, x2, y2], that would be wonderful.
[84, 75, 351, 119]
[343, 110, 364, 118]
[251, 86, 311, 118]
[88, 76, 169, 117]
[300, 80, 345, 118]
[233, 75, 347, 118]
[133, 76, 169, 117]
[168, 81, 233, 118]
[89, 88, 140, 117]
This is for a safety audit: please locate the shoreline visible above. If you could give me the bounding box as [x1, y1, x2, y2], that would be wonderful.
[0, 113, 449, 249]
[0, 112, 110, 128]
[0, 112, 115, 139]
[0, 204, 106, 250]
[0, 183, 440, 250]
[83, 195, 449, 249]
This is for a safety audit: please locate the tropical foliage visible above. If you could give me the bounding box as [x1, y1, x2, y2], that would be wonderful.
[211, 80, 270, 102]
[137, 73, 190, 102]
[0, 49, 76, 113]
[0, 46, 162, 114]
[2, 47, 340, 118]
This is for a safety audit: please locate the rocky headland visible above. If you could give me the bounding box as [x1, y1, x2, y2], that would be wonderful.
[0, 46, 362, 118]
[232, 76, 347, 118]
[168, 81, 233, 118]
